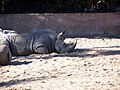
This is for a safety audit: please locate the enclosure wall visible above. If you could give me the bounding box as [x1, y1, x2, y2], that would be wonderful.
[0, 13, 120, 37]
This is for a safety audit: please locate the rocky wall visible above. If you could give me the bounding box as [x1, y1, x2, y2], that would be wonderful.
[0, 13, 120, 37]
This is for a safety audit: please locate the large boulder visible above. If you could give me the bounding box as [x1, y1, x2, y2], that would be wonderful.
[0, 45, 12, 65]
[0, 29, 12, 65]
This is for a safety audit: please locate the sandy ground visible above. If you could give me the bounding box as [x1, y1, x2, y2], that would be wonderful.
[0, 38, 120, 90]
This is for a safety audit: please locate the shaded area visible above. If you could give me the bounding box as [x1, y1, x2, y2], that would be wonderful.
[39, 47, 120, 59]
[79, 34, 120, 39]
[10, 61, 32, 66]
[4, 46, 120, 65]
[93, 46, 120, 49]
[0, 0, 119, 13]
[0, 76, 48, 87]
[99, 50, 120, 55]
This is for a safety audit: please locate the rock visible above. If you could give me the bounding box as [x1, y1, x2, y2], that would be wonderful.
[0, 45, 12, 65]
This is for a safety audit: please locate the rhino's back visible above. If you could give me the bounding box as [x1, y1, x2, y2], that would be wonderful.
[9, 33, 34, 56]
[9, 29, 58, 55]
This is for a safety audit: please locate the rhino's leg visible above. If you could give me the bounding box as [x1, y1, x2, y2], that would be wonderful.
[0, 45, 12, 65]
[34, 46, 49, 54]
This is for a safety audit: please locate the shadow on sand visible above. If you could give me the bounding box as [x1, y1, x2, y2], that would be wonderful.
[39, 46, 120, 59]
[10, 61, 32, 66]
[0, 76, 48, 87]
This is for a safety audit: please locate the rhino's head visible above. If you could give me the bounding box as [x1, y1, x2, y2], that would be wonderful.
[55, 31, 77, 53]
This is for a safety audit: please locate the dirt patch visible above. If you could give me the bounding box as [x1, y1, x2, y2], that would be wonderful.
[0, 38, 120, 90]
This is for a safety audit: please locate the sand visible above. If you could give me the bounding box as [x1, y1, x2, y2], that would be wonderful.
[0, 38, 120, 90]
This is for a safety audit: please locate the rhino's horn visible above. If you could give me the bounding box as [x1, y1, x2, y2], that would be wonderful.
[67, 39, 77, 52]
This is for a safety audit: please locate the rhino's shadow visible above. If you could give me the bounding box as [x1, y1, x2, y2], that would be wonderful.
[10, 46, 120, 63]
[37, 48, 94, 59]
[40, 46, 120, 59]
[10, 60, 32, 65]
[0, 76, 48, 87]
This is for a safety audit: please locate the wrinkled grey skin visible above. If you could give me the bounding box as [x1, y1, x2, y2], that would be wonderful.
[0, 29, 76, 65]
[7, 29, 76, 56]
[8, 29, 57, 55]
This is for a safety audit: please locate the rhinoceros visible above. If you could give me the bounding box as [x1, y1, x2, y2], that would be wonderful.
[0, 29, 76, 65]
[6, 29, 77, 55]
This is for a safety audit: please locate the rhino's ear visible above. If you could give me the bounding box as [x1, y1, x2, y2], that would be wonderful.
[57, 31, 66, 41]
[61, 31, 65, 35]
[55, 31, 65, 53]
